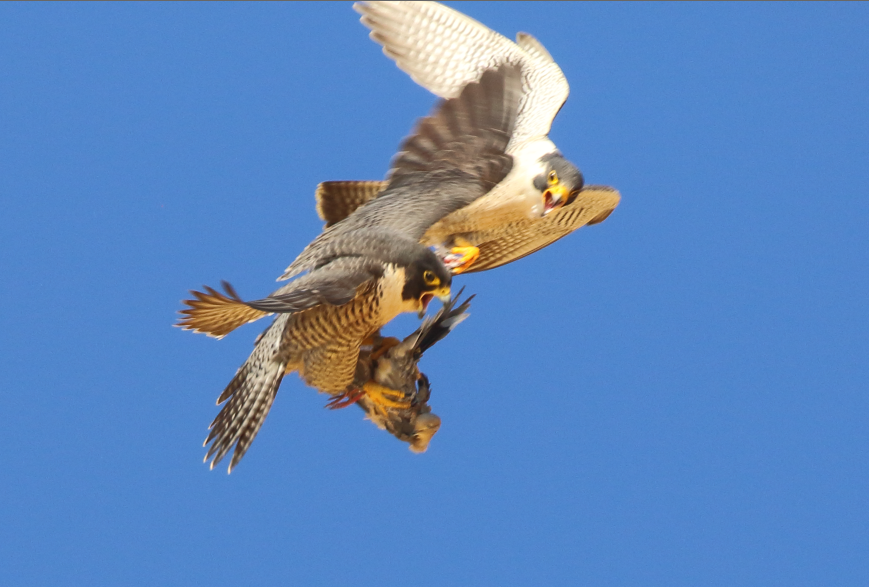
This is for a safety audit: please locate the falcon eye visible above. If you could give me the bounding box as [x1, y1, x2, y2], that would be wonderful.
[423, 270, 439, 286]
[548, 170, 559, 184]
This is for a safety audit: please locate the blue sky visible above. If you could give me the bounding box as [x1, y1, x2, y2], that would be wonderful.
[1, 2, 867, 585]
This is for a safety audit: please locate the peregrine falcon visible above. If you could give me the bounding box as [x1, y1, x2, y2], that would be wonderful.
[178, 66, 522, 472]
[344, 291, 474, 453]
[348, 1, 617, 272]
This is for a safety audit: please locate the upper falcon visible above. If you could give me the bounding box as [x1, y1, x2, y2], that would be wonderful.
[344, 1, 618, 273]
[356, 1, 583, 229]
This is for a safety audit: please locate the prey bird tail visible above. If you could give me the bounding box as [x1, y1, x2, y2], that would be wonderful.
[316, 181, 386, 228]
[204, 314, 290, 473]
[413, 288, 473, 357]
[176, 281, 270, 339]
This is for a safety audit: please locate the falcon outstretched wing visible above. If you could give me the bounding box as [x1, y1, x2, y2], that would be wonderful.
[354, 0, 570, 143]
[466, 185, 621, 272]
[310, 182, 621, 273]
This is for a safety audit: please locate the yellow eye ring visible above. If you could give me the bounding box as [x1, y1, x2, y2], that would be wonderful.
[423, 270, 439, 286]
[548, 170, 559, 185]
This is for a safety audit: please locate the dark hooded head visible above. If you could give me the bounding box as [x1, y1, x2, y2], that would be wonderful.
[401, 246, 452, 317]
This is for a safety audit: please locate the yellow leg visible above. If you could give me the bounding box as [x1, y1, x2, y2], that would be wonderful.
[324, 388, 365, 410]
[362, 381, 412, 409]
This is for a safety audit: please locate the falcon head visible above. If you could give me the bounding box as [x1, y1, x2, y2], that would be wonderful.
[402, 249, 453, 318]
[534, 153, 584, 215]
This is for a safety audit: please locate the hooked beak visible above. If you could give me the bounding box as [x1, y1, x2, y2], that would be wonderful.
[542, 184, 570, 215]
[418, 286, 451, 318]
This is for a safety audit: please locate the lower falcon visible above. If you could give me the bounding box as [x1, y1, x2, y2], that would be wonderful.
[178, 66, 522, 472]
[198, 251, 450, 472]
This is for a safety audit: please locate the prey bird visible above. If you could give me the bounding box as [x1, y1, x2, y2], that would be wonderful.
[348, 290, 474, 453]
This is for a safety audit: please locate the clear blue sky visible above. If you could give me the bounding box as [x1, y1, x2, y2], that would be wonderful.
[1, 2, 867, 585]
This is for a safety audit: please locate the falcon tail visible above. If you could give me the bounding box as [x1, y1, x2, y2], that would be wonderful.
[176, 281, 269, 338]
[315, 181, 386, 227]
[204, 314, 289, 473]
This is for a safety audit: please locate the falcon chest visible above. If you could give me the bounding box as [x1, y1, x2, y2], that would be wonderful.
[285, 264, 411, 351]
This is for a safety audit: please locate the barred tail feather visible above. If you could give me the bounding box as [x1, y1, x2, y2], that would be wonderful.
[176, 281, 270, 339]
[315, 181, 387, 227]
[204, 315, 289, 473]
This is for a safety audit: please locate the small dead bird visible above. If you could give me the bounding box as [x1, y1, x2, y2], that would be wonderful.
[330, 291, 473, 452]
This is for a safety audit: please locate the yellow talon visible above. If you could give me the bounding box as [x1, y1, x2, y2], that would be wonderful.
[445, 245, 480, 275]
[362, 381, 412, 409]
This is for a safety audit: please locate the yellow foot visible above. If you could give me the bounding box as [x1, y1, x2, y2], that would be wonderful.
[443, 245, 480, 275]
[325, 388, 365, 410]
[362, 381, 412, 409]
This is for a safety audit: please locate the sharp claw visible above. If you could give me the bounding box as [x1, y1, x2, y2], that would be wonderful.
[325, 388, 365, 410]
[443, 245, 480, 275]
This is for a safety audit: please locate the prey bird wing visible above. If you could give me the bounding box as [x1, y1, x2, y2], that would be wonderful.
[407, 288, 474, 358]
